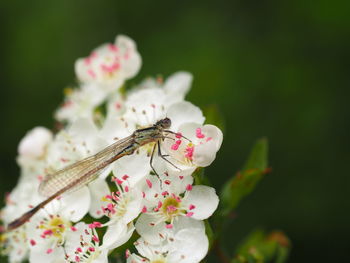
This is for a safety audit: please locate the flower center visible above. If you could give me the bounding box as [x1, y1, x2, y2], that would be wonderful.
[161, 197, 181, 221]
[39, 215, 71, 244]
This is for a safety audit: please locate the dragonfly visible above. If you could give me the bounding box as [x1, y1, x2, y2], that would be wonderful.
[7, 117, 182, 231]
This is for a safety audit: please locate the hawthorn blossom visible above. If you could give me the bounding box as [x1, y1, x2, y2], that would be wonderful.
[75, 35, 141, 92]
[16, 127, 53, 179]
[128, 218, 208, 263]
[98, 176, 142, 247]
[135, 174, 219, 244]
[55, 84, 107, 124]
[1, 34, 224, 263]
[64, 222, 108, 263]
[25, 188, 91, 263]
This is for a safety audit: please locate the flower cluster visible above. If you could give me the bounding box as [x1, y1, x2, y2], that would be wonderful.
[0, 35, 223, 263]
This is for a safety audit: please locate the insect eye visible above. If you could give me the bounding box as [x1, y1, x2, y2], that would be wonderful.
[162, 118, 171, 128]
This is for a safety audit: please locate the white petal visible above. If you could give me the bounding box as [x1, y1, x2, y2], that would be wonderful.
[112, 152, 150, 187]
[68, 117, 98, 139]
[102, 222, 135, 250]
[61, 186, 90, 222]
[18, 127, 52, 158]
[64, 222, 89, 256]
[29, 245, 65, 263]
[135, 214, 166, 244]
[193, 125, 223, 167]
[164, 71, 192, 101]
[166, 102, 205, 131]
[88, 179, 110, 218]
[172, 217, 205, 233]
[182, 185, 219, 220]
[115, 35, 142, 79]
[169, 228, 209, 263]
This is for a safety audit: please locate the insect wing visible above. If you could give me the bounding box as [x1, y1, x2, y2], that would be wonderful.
[38, 136, 134, 197]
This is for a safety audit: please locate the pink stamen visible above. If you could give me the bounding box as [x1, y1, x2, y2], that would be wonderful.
[141, 206, 147, 213]
[105, 195, 112, 200]
[71, 226, 77, 232]
[179, 176, 184, 180]
[88, 247, 95, 252]
[124, 186, 129, 192]
[46, 248, 53, 254]
[87, 69, 96, 78]
[43, 229, 53, 236]
[115, 102, 122, 110]
[186, 184, 193, 191]
[161, 191, 169, 196]
[108, 44, 119, 52]
[100, 62, 120, 73]
[165, 224, 173, 229]
[146, 179, 152, 188]
[122, 174, 129, 180]
[30, 239, 36, 246]
[167, 205, 177, 213]
[164, 180, 171, 185]
[92, 222, 101, 230]
[175, 132, 182, 139]
[206, 137, 212, 142]
[114, 177, 123, 185]
[142, 191, 146, 198]
[171, 143, 179, 150]
[75, 256, 81, 262]
[185, 146, 194, 160]
[92, 235, 100, 243]
[157, 201, 163, 209]
[76, 247, 83, 253]
[189, 204, 196, 210]
[196, 128, 205, 139]
[186, 212, 194, 217]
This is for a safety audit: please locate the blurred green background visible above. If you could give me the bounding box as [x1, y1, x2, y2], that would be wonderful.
[0, 0, 349, 262]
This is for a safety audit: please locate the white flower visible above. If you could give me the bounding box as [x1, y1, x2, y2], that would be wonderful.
[17, 127, 53, 175]
[135, 175, 219, 243]
[98, 176, 142, 247]
[162, 122, 223, 170]
[115, 71, 192, 128]
[1, 176, 41, 225]
[18, 127, 53, 159]
[0, 227, 29, 263]
[26, 188, 91, 263]
[75, 35, 141, 92]
[55, 84, 107, 124]
[64, 222, 108, 263]
[128, 218, 208, 263]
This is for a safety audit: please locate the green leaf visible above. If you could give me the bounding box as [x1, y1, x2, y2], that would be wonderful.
[193, 168, 212, 187]
[242, 137, 268, 171]
[232, 229, 291, 263]
[219, 138, 269, 216]
[204, 219, 215, 249]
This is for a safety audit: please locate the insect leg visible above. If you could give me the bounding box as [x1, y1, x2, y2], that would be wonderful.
[163, 130, 192, 142]
[157, 141, 181, 171]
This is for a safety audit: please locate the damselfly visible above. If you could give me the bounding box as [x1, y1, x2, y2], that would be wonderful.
[7, 117, 180, 231]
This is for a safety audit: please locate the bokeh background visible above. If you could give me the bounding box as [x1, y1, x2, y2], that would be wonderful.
[0, 0, 349, 262]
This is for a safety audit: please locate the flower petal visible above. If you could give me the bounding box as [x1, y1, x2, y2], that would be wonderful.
[61, 186, 91, 222]
[166, 102, 205, 131]
[88, 179, 110, 218]
[182, 185, 219, 220]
